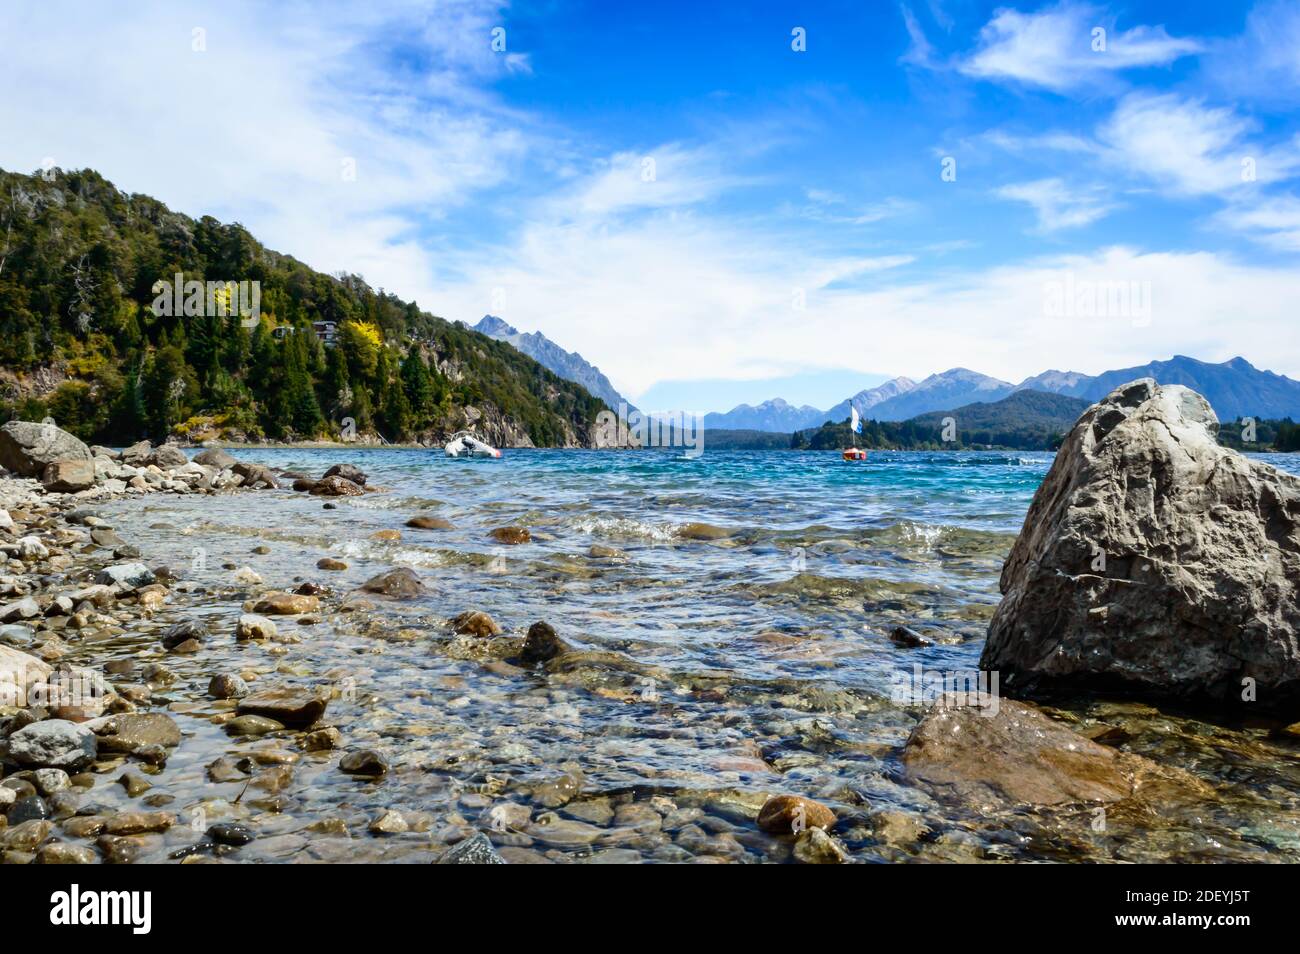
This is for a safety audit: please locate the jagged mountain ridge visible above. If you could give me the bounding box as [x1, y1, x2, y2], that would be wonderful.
[471, 315, 632, 412]
[704, 357, 1300, 431]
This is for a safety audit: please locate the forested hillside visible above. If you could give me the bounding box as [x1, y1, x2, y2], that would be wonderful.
[794, 390, 1090, 450]
[0, 167, 606, 447]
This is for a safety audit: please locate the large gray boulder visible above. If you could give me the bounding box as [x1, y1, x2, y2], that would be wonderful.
[0, 421, 93, 478]
[982, 378, 1300, 709]
[147, 444, 188, 468]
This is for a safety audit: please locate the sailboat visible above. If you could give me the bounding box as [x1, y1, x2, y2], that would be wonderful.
[843, 406, 868, 461]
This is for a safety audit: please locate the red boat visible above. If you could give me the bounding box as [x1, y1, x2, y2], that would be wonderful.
[842, 447, 867, 461]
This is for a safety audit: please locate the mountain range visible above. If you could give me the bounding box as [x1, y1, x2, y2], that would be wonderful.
[468, 314, 1300, 430]
[470, 315, 632, 411]
[701, 356, 1300, 431]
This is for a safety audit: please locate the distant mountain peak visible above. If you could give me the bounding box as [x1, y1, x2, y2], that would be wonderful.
[470, 315, 630, 411]
[473, 314, 519, 337]
[1010, 355, 1300, 421]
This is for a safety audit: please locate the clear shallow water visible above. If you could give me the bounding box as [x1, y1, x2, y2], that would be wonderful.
[82, 448, 1300, 863]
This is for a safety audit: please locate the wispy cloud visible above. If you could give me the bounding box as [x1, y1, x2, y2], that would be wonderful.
[958, 2, 1202, 93]
[1214, 195, 1300, 251]
[899, 5, 939, 68]
[995, 178, 1116, 231]
[1205, 0, 1300, 104]
[1098, 93, 1300, 196]
[0, 0, 530, 303]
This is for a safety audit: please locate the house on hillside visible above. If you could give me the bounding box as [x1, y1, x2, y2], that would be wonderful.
[312, 321, 337, 346]
[270, 321, 337, 347]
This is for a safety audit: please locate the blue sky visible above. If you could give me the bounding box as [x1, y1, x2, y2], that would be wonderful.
[3, 0, 1300, 412]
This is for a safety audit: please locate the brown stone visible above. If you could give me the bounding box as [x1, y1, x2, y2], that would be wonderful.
[310, 475, 364, 497]
[42, 459, 96, 492]
[360, 567, 423, 599]
[237, 686, 329, 727]
[900, 696, 1210, 810]
[451, 610, 502, 637]
[488, 526, 531, 545]
[252, 592, 320, 615]
[678, 522, 732, 541]
[756, 794, 836, 834]
[406, 516, 453, 530]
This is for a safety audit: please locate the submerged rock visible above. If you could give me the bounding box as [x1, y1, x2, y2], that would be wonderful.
[236, 614, 278, 641]
[208, 673, 249, 699]
[322, 463, 367, 486]
[450, 610, 501, 637]
[678, 522, 733, 541]
[488, 526, 531, 545]
[519, 621, 571, 664]
[437, 832, 507, 864]
[310, 475, 364, 497]
[252, 593, 319, 615]
[902, 695, 1209, 811]
[360, 567, 424, 599]
[237, 686, 329, 727]
[982, 379, 1300, 709]
[92, 713, 182, 756]
[339, 749, 389, 777]
[161, 620, 206, 651]
[756, 794, 836, 834]
[406, 515, 452, 530]
[793, 828, 849, 864]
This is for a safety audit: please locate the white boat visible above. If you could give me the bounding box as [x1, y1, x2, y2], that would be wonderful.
[444, 431, 502, 458]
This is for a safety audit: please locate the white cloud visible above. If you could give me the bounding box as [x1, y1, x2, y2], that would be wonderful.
[0, 0, 528, 304]
[959, 2, 1201, 92]
[6, 0, 1299, 404]
[1098, 93, 1300, 196]
[996, 178, 1116, 230]
[1214, 196, 1300, 251]
[1207, 0, 1300, 103]
[563, 145, 750, 217]
[429, 164, 1300, 393]
[900, 5, 938, 68]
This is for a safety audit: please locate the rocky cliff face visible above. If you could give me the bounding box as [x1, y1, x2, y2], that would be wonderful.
[982, 378, 1300, 710]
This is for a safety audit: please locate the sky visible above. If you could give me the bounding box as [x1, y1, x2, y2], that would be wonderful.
[2, 0, 1299, 413]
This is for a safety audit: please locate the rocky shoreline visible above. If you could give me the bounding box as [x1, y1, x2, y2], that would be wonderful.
[2, 386, 1300, 864]
[0, 423, 881, 864]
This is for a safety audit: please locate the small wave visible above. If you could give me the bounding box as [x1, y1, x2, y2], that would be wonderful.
[335, 538, 451, 569]
[568, 516, 679, 542]
[950, 454, 1048, 467]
